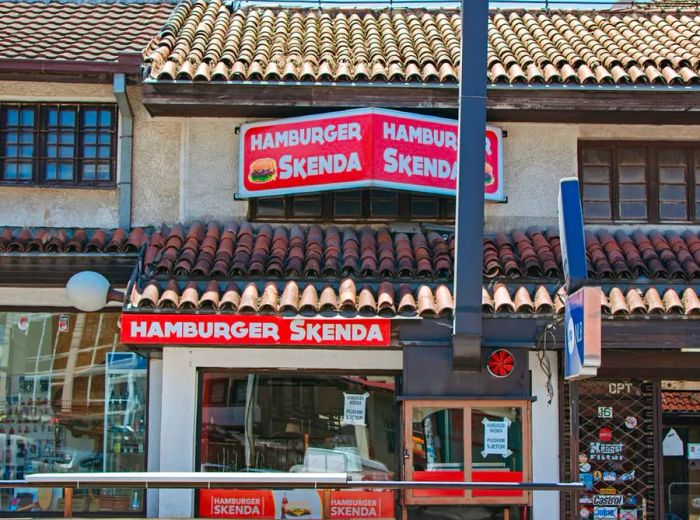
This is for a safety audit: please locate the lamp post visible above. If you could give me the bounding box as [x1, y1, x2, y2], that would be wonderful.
[65, 271, 124, 312]
[452, 0, 489, 370]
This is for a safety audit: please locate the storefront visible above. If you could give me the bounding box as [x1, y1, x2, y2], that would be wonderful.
[0, 311, 147, 514]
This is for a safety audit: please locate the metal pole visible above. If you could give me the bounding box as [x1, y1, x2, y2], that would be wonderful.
[452, 0, 489, 370]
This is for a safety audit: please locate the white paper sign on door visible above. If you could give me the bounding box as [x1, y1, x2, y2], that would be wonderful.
[343, 393, 369, 425]
[482, 417, 512, 458]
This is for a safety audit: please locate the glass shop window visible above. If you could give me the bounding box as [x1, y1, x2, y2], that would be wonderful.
[404, 400, 531, 506]
[198, 372, 397, 519]
[0, 312, 147, 515]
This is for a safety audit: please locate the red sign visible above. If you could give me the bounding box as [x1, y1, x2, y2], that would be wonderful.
[239, 108, 504, 201]
[198, 490, 394, 520]
[199, 490, 276, 519]
[120, 314, 391, 347]
[599, 427, 613, 442]
[328, 491, 394, 519]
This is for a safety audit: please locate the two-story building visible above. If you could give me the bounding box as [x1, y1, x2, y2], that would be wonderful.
[1, 1, 700, 519]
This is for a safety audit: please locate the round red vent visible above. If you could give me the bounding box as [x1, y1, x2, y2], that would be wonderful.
[486, 349, 516, 378]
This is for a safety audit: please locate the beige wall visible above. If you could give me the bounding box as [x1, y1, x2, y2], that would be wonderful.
[1, 80, 699, 230]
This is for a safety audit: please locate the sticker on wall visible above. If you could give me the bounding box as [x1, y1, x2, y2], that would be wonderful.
[579, 506, 592, 518]
[593, 506, 619, 519]
[17, 316, 29, 332]
[580, 496, 593, 505]
[602, 471, 617, 482]
[624, 416, 638, 430]
[619, 510, 638, 520]
[580, 473, 594, 490]
[688, 443, 700, 460]
[663, 428, 684, 456]
[593, 495, 624, 506]
[58, 315, 69, 333]
[580, 462, 591, 473]
[598, 406, 613, 419]
[579, 453, 589, 464]
[598, 428, 613, 442]
[590, 443, 624, 462]
[342, 393, 369, 426]
[598, 488, 618, 495]
[482, 417, 513, 458]
[593, 471, 602, 482]
[619, 470, 635, 482]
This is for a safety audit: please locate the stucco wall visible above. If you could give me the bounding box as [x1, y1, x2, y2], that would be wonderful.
[2, 81, 700, 231]
[0, 81, 119, 228]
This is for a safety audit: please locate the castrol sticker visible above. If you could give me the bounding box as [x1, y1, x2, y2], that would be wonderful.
[239, 108, 504, 201]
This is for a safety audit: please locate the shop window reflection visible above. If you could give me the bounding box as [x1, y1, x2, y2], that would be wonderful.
[0, 312, 147, 515]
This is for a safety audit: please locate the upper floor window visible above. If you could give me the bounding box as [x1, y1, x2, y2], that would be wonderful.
[579, 141, 700, 223]
[0, 103, 117, 187]
[249, 189, 456, 222]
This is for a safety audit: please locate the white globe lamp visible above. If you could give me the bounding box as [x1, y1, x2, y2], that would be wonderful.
[65, 271, 121, 312]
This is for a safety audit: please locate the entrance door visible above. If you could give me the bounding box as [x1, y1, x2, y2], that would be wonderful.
[663, 391, 700, 519]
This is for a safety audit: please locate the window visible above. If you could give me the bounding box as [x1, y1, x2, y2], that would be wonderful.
[0, 312, 146, 514]
[0, 103, 117, 187]
[249, 189, 456, 222]
[579, 142, 700, 223]
[403, 400, 531, 506]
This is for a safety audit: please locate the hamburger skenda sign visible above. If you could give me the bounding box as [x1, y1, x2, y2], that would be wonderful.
[238, 108, 504, 201]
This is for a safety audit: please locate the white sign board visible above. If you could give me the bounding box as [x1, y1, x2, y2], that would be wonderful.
[482, 417, 512, 458]
[663, 428, 684, 456]
[343, 393, 368, 426]
[688, 443, 700, 460]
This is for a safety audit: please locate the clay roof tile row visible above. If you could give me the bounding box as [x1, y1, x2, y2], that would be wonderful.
[4, 223, 700, 282]
[128, 279, 700, 317]
[144, 4, 700, 86]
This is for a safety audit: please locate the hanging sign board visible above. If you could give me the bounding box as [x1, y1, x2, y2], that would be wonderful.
[558, 177, 588, 294]
[565, 286, 602, 381]
[238, 108, 505, 201]
[120, 314, 391, 347]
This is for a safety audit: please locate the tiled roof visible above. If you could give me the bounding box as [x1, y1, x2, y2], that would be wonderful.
[127, 278, 700, 317]
[662, 391, 700, 412]
[4, 224, 700, 281]
[144, 3, 700, 86]
[0, 227, 147, 253]
[0, 1, 174, 62]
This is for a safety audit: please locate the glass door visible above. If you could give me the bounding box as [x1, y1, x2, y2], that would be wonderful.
[404, 400, 531, 506]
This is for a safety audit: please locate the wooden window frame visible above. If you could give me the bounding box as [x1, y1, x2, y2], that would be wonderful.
[0, 103, 117, 189]
[248, 189, 456, 223]
[578, 140, 700, 224]
[403, 399, 532, 506]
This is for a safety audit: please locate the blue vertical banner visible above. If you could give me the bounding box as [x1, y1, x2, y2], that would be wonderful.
[558, 177, 588, 294]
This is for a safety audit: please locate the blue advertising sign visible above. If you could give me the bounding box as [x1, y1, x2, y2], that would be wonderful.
[565, 287, 602, 381]
[558, 177, 588, 294]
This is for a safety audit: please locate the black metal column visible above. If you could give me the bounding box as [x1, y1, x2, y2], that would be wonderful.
[452, 0, 489, 370]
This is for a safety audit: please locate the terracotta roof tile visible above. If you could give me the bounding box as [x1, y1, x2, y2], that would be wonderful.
[5, 224, 700, 282]
[0, 1, 174, 63]
[126, 278, 700, 317]
[144, 5, 700, 86]
[662, 391, 700, 413]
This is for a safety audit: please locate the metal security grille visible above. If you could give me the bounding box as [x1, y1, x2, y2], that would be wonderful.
[566, 380, 656, 519]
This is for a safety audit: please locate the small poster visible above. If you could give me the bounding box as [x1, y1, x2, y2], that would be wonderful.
[482, 417, 513, 458]
[593, 507, 618, 519]
[343, 393, 368, 426]
[589, 442, 623, 462]
[688, 443, 700, 460]
[663, 429, 684, 456]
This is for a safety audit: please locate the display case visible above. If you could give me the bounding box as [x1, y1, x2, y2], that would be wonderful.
[103, 352, 147, 473]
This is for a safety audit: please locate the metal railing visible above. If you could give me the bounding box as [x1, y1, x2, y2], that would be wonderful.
[0, 472, 584, 517]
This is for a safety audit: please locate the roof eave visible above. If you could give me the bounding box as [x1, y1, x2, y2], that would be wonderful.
[0, 53, 144, 81]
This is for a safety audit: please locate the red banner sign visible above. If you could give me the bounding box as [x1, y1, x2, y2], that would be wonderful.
[239, 108, 504, 201]
[120, 314, 391, 347]
[198, 490, 394, 519]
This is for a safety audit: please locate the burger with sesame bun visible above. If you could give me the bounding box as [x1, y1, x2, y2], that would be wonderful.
[248, 157, 277, 183]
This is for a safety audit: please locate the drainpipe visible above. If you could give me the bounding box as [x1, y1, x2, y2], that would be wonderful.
[452, 0, 489, 370]
[113, 73, 133, 230]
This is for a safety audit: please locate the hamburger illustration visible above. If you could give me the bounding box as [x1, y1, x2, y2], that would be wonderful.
[484, 162, 495, 186]
[283, 501, 312, 517]
[248, 157, 277, 184]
